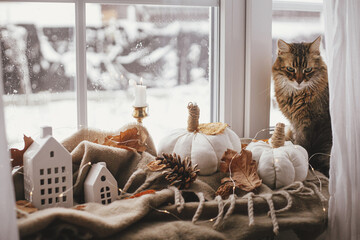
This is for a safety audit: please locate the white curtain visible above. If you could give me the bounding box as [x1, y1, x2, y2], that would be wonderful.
[324, 0, 360, 239]
[0, 41, 19, 239]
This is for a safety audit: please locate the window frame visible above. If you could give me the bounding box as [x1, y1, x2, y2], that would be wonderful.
[219, 0, 272, 138]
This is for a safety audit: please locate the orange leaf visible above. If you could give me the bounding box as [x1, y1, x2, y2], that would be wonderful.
[10, 135, 34, 168]
[217, 149, 262, 198]
[96, 127, 147, 153]
[126, 189, 156, 199]
[73, 205, 87, 211]
[252, 139, 269, 143]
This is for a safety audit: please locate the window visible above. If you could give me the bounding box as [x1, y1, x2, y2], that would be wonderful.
[0, 1, 219, 146]
[85, 3, 216, 145]
[0, 1, 273, 237]
[101, 175, 106, 182]
[270, 0, 324, 126]
[0, 2, 77, 147]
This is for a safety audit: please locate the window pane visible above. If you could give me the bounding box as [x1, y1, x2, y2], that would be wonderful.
[0, 2, 76, 147]
[270, 0, 324, 126]
[86, 4, 215, 145]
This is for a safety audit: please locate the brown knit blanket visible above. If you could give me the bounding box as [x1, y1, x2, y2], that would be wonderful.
[14, 124, 329, 240]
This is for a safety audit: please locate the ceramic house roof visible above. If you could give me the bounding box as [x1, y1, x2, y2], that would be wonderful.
[23, 130, 71, 163]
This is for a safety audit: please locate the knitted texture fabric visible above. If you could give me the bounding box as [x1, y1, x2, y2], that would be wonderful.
[14, 126, 329, 240]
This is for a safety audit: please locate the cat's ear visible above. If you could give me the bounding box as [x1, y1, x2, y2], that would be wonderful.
[278, 39, 290, 55]
[310, 36, 321, 54]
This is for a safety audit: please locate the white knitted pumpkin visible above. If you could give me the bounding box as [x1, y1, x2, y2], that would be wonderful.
[246, 123, 308, 189]
[157, 103, 242, 175]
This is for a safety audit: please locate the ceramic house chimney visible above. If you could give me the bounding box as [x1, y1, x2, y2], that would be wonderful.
[41, 126, 52, 138]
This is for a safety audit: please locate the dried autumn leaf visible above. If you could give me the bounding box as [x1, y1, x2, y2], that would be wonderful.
[241, 143, 249, 150]
[198, 122, 228, 135]
[73, 205, 86, 211]
[16, 200, 38, 218]
[216, 149, 262, 198]
[147, 160, 167, 171]
[10, 135, 34, 168]
[96, 127, 147, 153]
[216, 183, 234, 200]
[127, 189, 156, 199]
[252, 139, 269, 143]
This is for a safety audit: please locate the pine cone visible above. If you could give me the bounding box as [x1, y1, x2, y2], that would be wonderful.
[147, 153, 199, 189]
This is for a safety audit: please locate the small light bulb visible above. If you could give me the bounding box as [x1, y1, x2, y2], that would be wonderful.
[323, 207, 326, 212]
[59, 193, 64, 198]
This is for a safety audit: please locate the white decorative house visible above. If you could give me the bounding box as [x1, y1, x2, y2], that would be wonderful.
[84, 162, 118, 205]
[23, 126, 73, 210]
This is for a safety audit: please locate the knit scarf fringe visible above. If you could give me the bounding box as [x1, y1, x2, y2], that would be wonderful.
[120, 169, 328, 235]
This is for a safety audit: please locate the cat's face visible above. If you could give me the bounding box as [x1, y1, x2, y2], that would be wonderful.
[272, 37, 327, 92]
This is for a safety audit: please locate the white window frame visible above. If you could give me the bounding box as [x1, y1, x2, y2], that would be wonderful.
[219, 0, 272, 138]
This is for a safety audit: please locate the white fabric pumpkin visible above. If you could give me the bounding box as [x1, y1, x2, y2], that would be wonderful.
[157, 103, 242, 175]
[245, 123, 309, 189]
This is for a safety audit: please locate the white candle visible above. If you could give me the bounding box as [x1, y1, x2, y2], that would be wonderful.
[134, 79, 147, 107]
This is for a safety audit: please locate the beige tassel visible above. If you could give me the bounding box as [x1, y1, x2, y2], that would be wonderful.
[271, 123, 285, 148]
[187, 102, 200, 132]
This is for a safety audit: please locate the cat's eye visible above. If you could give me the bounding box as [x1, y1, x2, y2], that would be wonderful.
[286, 67, 295, 72]
[304, 67, 313, 73]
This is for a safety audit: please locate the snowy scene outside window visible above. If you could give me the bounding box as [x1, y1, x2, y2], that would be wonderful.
[0, 3, 216, 147]
[270, 0, 324, 126]
[0, 2, 77, 147]
[85, 4, 214, 145]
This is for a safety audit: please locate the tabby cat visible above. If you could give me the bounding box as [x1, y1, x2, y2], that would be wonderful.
[272, 37, 332, 177]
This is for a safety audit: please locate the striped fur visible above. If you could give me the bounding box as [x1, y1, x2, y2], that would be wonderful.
[272, 37, 332, 176]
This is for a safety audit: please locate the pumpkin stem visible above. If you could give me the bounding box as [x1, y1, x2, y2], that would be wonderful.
[187, 102, 200, 132]
[271, 123, 285, 148]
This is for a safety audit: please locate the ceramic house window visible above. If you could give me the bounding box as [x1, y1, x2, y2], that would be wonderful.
[100, 186, 112, 205]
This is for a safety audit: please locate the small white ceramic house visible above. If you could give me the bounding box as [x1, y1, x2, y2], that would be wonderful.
[84, 162, 118, 205]
[23, 126, 73, 210]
